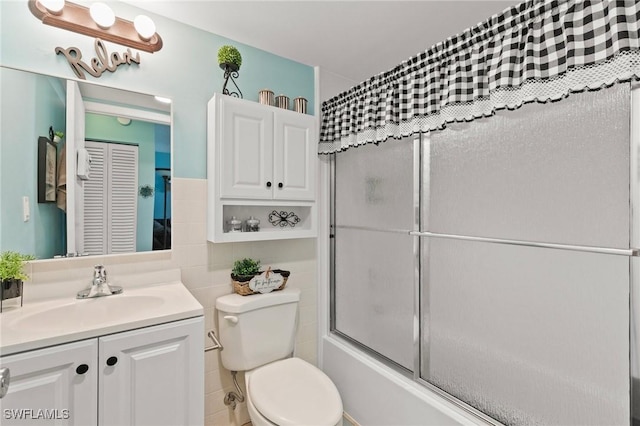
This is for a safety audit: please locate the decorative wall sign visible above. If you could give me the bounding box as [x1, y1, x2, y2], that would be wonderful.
[248, 269, 285, 294]
[55, 38, 140, 80]
[268, 210, 300, 228]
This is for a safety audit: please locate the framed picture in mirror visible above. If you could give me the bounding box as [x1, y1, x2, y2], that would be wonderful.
[37, 136, 57, 203]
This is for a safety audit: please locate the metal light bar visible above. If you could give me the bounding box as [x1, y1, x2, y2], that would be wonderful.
[409, 231, 640, 257]
[28, 0, 163, 53]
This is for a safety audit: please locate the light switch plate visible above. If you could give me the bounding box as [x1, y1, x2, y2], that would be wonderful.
[22, 196, 30, 222]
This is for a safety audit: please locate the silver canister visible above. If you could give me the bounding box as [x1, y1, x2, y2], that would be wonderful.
[293, 97, 308, 114]
[275, 94, 290, 110]
[245, 216, 260, 232]
[259, 89, 274, 106]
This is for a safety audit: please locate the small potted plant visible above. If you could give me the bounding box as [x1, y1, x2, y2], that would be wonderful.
[217, 45, 243, 98]
[53, 131, 64, 144]
[0, 251, 35, 310]
[231, 258, 260, 281]
[217, 45, 242, 71]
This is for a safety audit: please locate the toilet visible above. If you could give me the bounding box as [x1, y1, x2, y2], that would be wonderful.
[216, 288, 343, 426]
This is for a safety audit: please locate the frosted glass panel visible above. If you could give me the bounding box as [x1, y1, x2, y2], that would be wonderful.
[429, 85, 630, 248]
[421, 238, 630, 425]
[334, 229, 414, 370]
[335, 138, 414, 230]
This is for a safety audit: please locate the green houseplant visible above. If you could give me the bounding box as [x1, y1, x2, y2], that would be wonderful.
[217, 45, 243, 98]
[0, 251, 35, 304]
[53, 131, 64, 144]
[231, 258, 261, 282]
[217, 45, 242, 70]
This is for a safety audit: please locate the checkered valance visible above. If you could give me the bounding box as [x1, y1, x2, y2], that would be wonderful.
[319, 0, 640, 154]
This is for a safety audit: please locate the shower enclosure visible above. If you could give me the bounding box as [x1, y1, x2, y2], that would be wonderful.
[330, 84, 635, 425]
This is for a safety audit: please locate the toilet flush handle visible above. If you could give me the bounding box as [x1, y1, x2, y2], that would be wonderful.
[224, 315, 238, 324]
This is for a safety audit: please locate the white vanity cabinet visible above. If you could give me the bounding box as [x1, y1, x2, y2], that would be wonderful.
[208, 93, 317, 242]
[99, 317, 203, 426]
[0, 340, 98, 425]
[0, 317, 203, 426]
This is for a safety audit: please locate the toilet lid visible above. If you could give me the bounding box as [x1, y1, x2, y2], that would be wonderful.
[249, 358, 343, 426]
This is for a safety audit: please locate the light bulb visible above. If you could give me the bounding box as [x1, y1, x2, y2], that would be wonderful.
[90, 2, 115, 29]
[134, 15, 156, 41]
[39, 0, 65, 14]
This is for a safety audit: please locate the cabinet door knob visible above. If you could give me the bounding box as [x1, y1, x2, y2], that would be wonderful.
[106, 356, 118, 366]
[266, 181, 272, 188]
[278, 182, 283, 189]
[76, 364, 89, 375]
[0, 368, 9, 399]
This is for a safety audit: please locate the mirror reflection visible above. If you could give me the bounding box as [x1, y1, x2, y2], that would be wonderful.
[0, 66, 172, 259]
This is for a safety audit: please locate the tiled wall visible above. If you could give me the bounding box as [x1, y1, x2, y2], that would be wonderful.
[25, 177, 318, 426]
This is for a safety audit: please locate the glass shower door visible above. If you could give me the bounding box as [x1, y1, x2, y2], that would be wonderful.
[333, 137, 415, 371]
[420, 85, 631, 425]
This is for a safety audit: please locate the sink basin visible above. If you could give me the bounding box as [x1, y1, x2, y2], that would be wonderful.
[0, 278, 204, 356]
[11, 295, 165, 331]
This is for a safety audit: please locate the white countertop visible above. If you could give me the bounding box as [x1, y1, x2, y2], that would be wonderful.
[0, 281, 203, 356]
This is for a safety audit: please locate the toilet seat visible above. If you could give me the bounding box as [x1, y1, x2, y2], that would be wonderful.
[248, 357, 343, 426]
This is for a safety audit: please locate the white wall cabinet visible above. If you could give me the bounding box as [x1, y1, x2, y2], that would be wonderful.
[0, 317, 203, 426]
[208, 93, 317, 242]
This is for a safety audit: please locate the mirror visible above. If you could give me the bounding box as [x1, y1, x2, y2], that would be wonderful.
[0, 66, 172, 259]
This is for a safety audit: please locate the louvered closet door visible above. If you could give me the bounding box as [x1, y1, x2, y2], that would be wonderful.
[108, 144, 138, 253]
[84, 142, 108, 255]
[83, 142, 138, 255]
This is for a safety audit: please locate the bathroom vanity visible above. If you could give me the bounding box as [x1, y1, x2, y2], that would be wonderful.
[0, 274, 204, 425]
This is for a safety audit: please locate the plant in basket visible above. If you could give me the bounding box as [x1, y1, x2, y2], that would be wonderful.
[231, 258, 290, 296]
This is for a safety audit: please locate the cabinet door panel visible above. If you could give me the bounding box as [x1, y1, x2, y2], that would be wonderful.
[220, 99, 273, 199]
[273, 113, 316, 200]
[99, 317, 204, 426]
[0, 340, 97, 426]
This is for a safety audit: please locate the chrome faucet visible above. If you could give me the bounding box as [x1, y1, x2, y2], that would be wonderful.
[77, 265, 123, 299]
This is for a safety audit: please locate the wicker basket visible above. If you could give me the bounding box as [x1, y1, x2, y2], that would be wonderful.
[231, 268, 290, 296]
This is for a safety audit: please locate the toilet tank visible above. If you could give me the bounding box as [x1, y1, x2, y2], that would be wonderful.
[216, 288, 300, 371]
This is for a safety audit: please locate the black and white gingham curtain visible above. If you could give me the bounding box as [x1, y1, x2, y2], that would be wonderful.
[319, 0, 640, 154]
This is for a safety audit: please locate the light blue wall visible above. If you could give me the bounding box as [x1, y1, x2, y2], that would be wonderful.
[0, 1, 315, 182]
[85, 114, 156, 252]
[0, 68, 65, 258]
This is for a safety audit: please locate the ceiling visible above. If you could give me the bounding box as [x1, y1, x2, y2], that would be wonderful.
[123, 0, 520, 83]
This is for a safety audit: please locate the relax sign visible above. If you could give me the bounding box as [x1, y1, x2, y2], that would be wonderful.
[55, 38, 140, 80]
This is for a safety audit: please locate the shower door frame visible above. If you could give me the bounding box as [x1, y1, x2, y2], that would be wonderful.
[328, 85, 640, 426]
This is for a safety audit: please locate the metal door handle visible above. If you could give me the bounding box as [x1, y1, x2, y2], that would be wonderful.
[0, 368, 10, 399]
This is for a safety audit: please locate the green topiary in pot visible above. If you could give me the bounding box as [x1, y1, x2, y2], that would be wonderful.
[217, 45, 242, 71]
[231, 257, 260, 282]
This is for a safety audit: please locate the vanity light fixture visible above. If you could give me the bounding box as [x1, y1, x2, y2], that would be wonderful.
[28, 0, 163, 53]
[116, 117, 132, 126]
